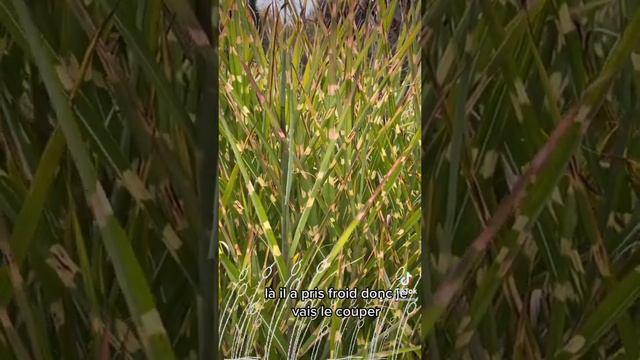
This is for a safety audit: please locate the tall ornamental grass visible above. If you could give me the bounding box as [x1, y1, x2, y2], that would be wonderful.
[219, 0, 421, 358]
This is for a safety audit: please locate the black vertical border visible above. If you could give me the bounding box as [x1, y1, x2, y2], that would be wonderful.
[193, 0, 219, 358]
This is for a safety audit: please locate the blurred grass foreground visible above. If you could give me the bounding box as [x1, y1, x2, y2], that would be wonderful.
[425, 0, 640, 358]
[0, 0, 217, 358]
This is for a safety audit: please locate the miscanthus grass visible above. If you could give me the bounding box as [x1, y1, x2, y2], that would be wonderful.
[425, 0, 640, 358]
[219, 0, 420, 358]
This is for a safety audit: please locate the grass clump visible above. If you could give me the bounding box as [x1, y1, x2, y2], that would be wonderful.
[219, 0, 421, 358]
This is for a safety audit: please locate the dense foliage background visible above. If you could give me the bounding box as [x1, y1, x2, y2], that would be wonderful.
[0, 0, 217, 358]
[425, 0, 640, 358]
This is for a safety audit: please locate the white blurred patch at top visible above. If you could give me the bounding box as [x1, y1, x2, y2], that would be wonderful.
[254, 0, 318, 24]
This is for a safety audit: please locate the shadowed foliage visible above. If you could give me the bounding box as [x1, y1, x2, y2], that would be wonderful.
[425, 0, 640, 358]
[0, 0, 217, 358]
